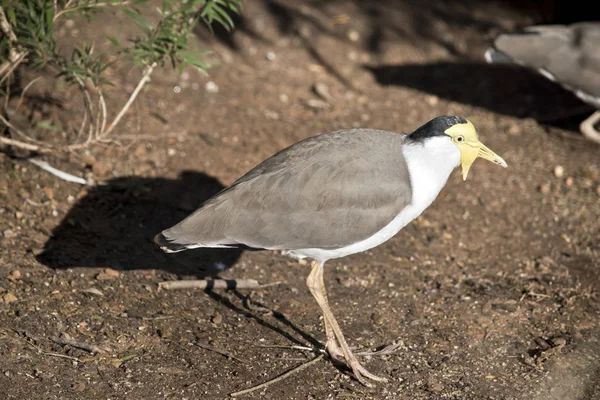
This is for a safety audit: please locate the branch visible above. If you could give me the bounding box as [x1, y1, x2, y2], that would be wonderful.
[0, 113, 46, 145]
[0, 136, 52, 153]
[230, 355, 325, 397]
[53, 1, 132, 21]
[102, 62, 157, 138]
[0, 5, 28, 71]
[158, 279, 263, 291]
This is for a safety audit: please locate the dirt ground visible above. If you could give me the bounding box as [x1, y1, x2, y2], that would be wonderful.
[1, 1, 600, 399]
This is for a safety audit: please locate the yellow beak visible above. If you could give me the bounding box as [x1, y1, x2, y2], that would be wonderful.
[461, 142, 507, 180]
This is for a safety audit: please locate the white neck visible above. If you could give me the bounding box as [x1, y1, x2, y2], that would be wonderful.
[402, 136, 461, 209]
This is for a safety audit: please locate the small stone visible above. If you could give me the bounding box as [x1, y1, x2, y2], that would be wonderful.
[96, 272, 115, 281]
[347, 29, 360, 42]
[596, 186, 600, 196]
[264, 110, 280, 120]
[553, 165, 564, 178]
[540, 183, 551, 194]
[167, 148, 176, 157]
[7, 270, 21, 281]
[265, 51, 276, 61]
[205, 81, 219, 93]
[508, 124, 521, 135]
[3, 229, 16, 238]
[305, 99, 330, 109]
[81, 288, 104, 296]
[103, 268, 120, 277]
[565, 177, 574, 187]
[43, 187, 54, 201]
[15, 211, 24, 219]
[3, 292, 18, 303]
[426, 95, 439, 106]
[211, 312, 222, 325]
[279, 94, 289, 103]
[312, 83, 333, 102]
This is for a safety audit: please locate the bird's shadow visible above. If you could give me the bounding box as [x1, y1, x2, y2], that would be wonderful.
[36, 171, 324, 352]
[366, 62, 594, 133]
[36, 171, 241, 278]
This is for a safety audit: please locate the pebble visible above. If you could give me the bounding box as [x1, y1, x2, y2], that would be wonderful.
[104, 268, 120, 277]
[565, 177, 574, 187]
[265, 51, 276, 61]
[306, 99, 330, 109]
[7, 270, 21, 281]
[312, 83, 333, 102]
[3, 292, 18, 303]
[347, 29, 360, 42]
[211, 312, 223, 325]
[553, 165, 564, 178]
[3, 229, 16, 238]
[508, 124, 522, 135]
[205, 81, 219, 93]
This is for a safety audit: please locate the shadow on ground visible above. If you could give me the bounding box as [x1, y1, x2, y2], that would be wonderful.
[36, 171, 243, 278]
[366, 62, 594, 134]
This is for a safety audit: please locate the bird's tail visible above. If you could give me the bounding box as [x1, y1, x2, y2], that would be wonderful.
[154, 231, 194, 253]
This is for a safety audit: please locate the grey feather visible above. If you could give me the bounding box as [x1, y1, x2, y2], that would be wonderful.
[157, 129, 412, 251]
[488, 22, 600, 107]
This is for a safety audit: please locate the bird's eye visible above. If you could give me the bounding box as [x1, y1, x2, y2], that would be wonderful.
[455, 136, 465, 143]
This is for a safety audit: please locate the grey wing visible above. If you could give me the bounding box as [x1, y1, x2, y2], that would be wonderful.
[159, 129, 412, 250]
[491, 23, 600, 106]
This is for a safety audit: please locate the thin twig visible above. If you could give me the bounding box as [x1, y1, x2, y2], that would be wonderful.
[0, 136, 50, 153]
[158, 279, 263, 291]
[230, 355, 324, 397]
[41, 351, 81, 362]
[255, 344, 323, 353]
[0, 52, 28, 86]
[0, 5, 26, 64]
[72, 74, 95, 146]
[98, 88, 107, 135]
[0, 111, 46, 144]
[15, 77, 42, 113]
[355, 343, 403, 357]
[28, 158, 88, 185]
[50, 334, 110, 354]
[53, 1, 132, 21]
[194, 342, 247, 364]
[102, 62, 157, 138]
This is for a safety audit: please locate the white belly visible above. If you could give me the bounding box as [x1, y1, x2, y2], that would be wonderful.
[289, 137, 461, 263]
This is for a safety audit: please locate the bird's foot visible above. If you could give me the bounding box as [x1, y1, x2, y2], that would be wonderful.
[326, 338, 388, 386]
[348, 356, 388, 387]
[580, 111, 600, 144]
[325, 339, 345, 363]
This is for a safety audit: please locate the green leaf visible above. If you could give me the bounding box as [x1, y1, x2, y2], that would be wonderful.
[106, 35, 122, 48]
[121, 7, 153, 33]
[37, 121, 60, 131]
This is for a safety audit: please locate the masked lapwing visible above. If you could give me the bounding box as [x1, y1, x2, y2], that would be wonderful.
[155, 116, 507, 385]
[485, 22, 600, 143]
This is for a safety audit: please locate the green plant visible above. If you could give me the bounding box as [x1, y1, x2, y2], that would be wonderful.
[0, 0, 242, 153]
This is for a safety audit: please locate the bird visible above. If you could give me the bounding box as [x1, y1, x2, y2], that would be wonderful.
[155, 115, 507, 385]
[484, 22, 600, 143]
